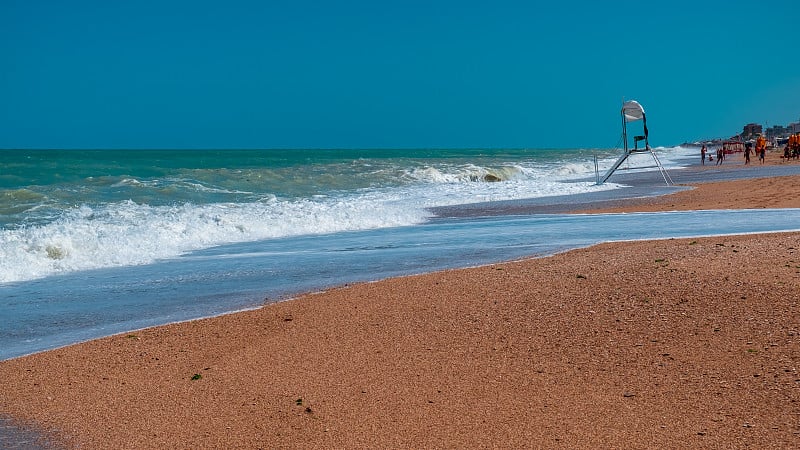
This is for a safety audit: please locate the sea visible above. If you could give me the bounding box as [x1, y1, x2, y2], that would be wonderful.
[3, 147, 800, 360]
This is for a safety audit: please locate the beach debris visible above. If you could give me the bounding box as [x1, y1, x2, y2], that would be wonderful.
[191, 373, 202, 381]
[294, 398, 313, 413]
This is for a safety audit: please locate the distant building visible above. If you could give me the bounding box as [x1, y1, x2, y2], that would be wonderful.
[721, 118, 799, 144]
[742, 123, 763, 139]
[766, 125, 790, 140]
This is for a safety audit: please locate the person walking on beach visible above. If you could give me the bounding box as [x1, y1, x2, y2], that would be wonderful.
[700, 145, 706, 165]
[757, 134, 766, 164]
[744, 144, 751, 164]
[716, 147, 723, 165]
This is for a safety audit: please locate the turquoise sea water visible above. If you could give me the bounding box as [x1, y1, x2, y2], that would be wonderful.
[4, 146, 800, 360]
[2, 147, 635, 282]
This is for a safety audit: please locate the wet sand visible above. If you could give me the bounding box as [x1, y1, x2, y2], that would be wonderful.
[1, 154, 800, 448]
[578, 174, 800, 213]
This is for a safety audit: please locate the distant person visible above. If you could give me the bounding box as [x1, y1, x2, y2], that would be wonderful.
[756, 134, 766, 164]
[744, 144, 751, 164]
[700, 145, 706, 165]
[716, 147, 723, 165]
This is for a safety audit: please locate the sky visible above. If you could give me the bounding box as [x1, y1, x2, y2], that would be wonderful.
[1, 0, 798, 149]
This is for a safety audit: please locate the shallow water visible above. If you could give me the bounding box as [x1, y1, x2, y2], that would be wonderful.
[3, 207, 800, 361]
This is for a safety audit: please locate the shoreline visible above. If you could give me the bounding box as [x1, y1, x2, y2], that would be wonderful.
[2, 155, 800, 448]
[572, 173, 800, 213]
[432, 148, 800, 218]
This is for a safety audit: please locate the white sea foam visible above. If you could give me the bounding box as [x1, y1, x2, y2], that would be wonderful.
[0, 197, 427, 283]
[0, 170, 623, 283]
[405, 164, 526, 183]
[1, 147, 699, 283]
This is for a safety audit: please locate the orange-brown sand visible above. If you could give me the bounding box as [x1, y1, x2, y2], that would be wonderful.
[1, 173, 799, 449]
[579, 174, 800, 213]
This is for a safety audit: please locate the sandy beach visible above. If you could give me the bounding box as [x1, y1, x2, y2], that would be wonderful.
[2, 161, 800, 448]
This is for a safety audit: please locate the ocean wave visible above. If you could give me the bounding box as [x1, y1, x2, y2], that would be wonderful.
[110, 177, 255, 195]
[0, 171, 624, 283]
[405, 164, 525, 183]
[110, 178, 145, 187]
[0, 197, 430, 283]
[1, 148, 652, 283]
[0, 189, 47, 215]
[551, 162, 596, 177]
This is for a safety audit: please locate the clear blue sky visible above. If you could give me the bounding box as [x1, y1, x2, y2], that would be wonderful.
[2, 0, 798, 149]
